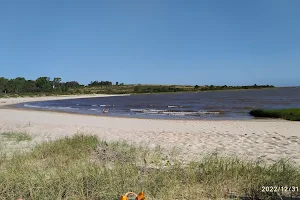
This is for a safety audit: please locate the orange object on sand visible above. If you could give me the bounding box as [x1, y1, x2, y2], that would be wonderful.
[120, 191, 145, 200]
[136, 192, 145, 200]
[120, 196, 129, 200]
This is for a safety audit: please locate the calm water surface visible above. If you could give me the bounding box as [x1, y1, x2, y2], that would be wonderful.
[17, 88, 300, 120]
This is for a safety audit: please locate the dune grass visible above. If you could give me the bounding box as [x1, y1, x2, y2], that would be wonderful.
[250, 108, 300, 121]
[1, 132, 33, 142]
[0, 134, 299, 200]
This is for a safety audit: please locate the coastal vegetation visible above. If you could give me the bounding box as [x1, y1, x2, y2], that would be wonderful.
[1, 132, 33, 142]
[0, 76, 274, 97]
[0, 134, 299, 199]
[250, 109, 300, 121]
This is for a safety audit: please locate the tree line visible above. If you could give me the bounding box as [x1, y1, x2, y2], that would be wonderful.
[0, 76, 275, 95]
[133, 84, 274, 93]
[194, 84, 275, 90]
[88, 81, 113, 86]
[0, 76, 127, 95]
[0, 77, 84, 94]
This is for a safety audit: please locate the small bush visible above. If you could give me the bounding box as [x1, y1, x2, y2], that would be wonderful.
[250, 108, 300, 121]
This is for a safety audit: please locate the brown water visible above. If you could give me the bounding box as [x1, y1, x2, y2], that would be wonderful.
[19, 87, 300, 120]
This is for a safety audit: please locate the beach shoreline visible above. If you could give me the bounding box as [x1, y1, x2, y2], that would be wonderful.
[0, 94, 129, 105]
[1, 94, 257, 121]
[1, 95, 300, 164]
[2, 104, 260, 121]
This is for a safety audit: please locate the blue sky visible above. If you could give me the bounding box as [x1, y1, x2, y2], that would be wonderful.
[0, 0, 299, 86]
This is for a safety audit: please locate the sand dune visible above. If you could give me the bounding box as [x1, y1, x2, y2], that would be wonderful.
[1, 95, 300, 163]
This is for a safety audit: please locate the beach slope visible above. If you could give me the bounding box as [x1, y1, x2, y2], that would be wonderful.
[1, 95, 300, 163]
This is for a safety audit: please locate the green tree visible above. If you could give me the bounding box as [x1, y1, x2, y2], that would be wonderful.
[24, 80, 37, 92]
[53, 77, 62, 89]
[89, 80, 113, 86]
[65, 81, 80, 88]
[0, 77, 9, 93]
[194, 85, 199, 89]
[16, 77, 26, 93]
[6, 77, 26, 93]
[35, 77, 52, 92]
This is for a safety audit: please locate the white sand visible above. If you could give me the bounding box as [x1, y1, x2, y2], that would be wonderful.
[1, 95, 300, 163]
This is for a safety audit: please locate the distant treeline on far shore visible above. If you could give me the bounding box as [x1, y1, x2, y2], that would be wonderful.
[0, 76, 275, 96]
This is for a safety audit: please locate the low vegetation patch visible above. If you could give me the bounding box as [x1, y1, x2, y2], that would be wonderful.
[250, 108, 300, 121]
[1, 132, 33, 142]
[0, 134, 299, 199]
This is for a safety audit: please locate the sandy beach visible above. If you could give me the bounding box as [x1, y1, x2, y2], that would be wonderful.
[1, 94, 300, 163]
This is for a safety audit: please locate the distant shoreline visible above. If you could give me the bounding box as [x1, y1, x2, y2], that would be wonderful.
[0, 76, 276, 98]
[0, 87, 277, 98]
